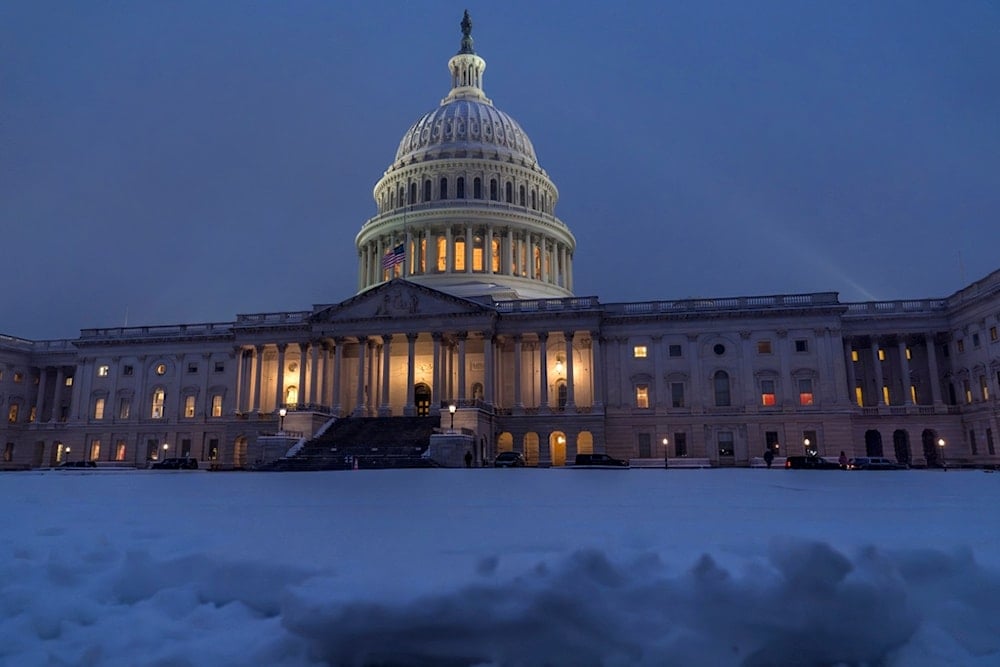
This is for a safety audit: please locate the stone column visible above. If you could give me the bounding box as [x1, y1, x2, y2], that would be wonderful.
[540, 238, 548, 284]
[486, 226, 494, 275]
[564, 331, 575, 409]
[872, 339, 886, 405]
[925, 333, 943, 405]
[445, 227, 453, 272]
[431, 333, 442, 415]
[252, 345, 265, 413]
[777, 331, 793, 407]
[513, 334, 524, 412]
[405, 333, 417, 416]
[506, 227, 514, 275]
[69, 360, 84, 420]
[456, 332, 467, 401]
[367, 339, 377, 415]
[35, 367, 48, 422]
[52, 366, 66, 422]
[309, 342, 320, 406]
[899, 338, 913, 405]
[353, 337, 367, 417]
[739, 331, 754, 409]
[844, 339, 858, 406]
[333, 338, 345, 416]
[590, 333, 603, 409]
[133, 356, 147, 421]
[200, 353, 211, 417]
[484, 333, 495, 406]
[538, 332, 550, 413]
[380, 334, 393, 416]
[274, 344, 287, 412]
[465, 227, 473, 273]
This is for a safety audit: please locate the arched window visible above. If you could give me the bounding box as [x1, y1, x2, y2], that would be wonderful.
[519, 185, 526, 206]
[440, 177, 449, 199]
[471, 382, 484, 401]
[398, 185, 405, 205]
[408, 183, 417, 205]
[531, 189, 537, 210]
[490, 179, 498, 201]
[473, 177, 482, 199]
[713, 371, 730, 407]
[557, 382, 568, 410]
[285, 386, 298, 406]
[456, 177, 465, 199]
[505, 181, 513, 203]
[423, 180, 432, 202]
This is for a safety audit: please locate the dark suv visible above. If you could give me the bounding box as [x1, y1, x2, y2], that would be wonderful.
[493, 451, 526, 468]
[151, 457, 199, 470]
[784, 455, 841, 470]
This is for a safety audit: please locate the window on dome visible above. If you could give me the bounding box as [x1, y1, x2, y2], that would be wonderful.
[473, 178, 482, 199]
[473, 236, 484, 271]
[398, 185, 405, 206]
[505, 182, 513, 203]
[440, 178, 448, 199]
[519, 185, 526, 206]
[456, 177, 465, 199]
[436, 237, 447, 272]
[409, 183, 417, 205]
[490, 179, 498, 201]
[455, 238, 466, 271]
[531, 190, 537, 210]
[423, 180, 431, 202]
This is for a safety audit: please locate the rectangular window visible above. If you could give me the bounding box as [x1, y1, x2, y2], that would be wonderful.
[187, 362, 199, 374]
[633, 345, 647, 358]
[119, 398, 130, 420]
[89, 440, 101, 462]
[94, 397, 105, 420]
[14, 371, 23, 383]
[803, 430, 818, 454]
[146, 439, 158, 461]
[671, 382, 685, 408]
[637, 433, 651, 458]
[151, 389, 165, 419]
[123, 365, 134, 376]
[8, 404, 19, 423]
[115, 441, 127, 462]
[957, 340, 965, 353]
[964, 380, 973, 404]
[980, 375, 989, 400]
[911, 385, 917, 404]
[208, 439, 219, 461]
[757, 340, 772, 354]
[635, 385, 649, 409]
[987, 428, 995, 456]
[65, 376, 73, 386]
[883, 385, 891, 405]
[991, 326, 998, 342]
[3, 442, 13, 462]
[972, 333, 980, 348]
[798, 378, 814, 406]
[878, 349, 886, 361]
[668, 344, 682, 358]
[761, 379, 776, 406]
[0, 370, 3, 382]
[29, 406, 36, 422]
[969, 430, 978, 455]
[851, 350, 859, 362]
[673, 432, 688, 457]
[184, 396, 196, 418]
[905, 347, 912, 360]
[718, 431, 734, 457]
[212, 395, 223, 417]
[794, 339, 808, 353]
[181, 439, 192, 458]
[214, 361, 225, 373]
[97, 365, 110, 377]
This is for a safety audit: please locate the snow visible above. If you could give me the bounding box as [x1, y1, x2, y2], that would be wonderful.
[2, 468, 999, 666]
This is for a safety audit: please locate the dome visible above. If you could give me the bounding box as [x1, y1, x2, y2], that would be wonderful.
[394, 99, 538, 165]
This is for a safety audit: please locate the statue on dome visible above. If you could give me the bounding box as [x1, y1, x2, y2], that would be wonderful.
[459, 10, 475, 54]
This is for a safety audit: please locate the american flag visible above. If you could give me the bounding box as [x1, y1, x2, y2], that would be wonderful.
[381, 243, 405, 270]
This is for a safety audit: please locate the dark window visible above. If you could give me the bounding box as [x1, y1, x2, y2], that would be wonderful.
[490, 179, 498, 201]
[474, 177, 482, 199]
[187, 363, 198, 374]
[505, 182, 513, 203]
[440, 178, 449, 199]
[668, 344, 682, 357]
[214, 361, 225, 373]
[713, 344, 726, 355]
[637, 433, 651, 458]
[181, 439, 192, 458]
[972, 333, 980, 347]
[970, 430, 978, 455]
[765, 431, 780, 454]
[456, 177, 465, 198]
[795, 339, 808, 353]
[531, 190, 537, 209]
[987, 428, 995, 456]
[409, 182, 417, 205]
[714, 371, 730, 406]
[423, 180, 432, 202]
[123, 365, 134, 376]
[673, 432, 687, 457]
[671, 382, 685, 408]
[519, 185, 526, 206]
[718, 432, 734, 457]
[803, 430, 818, 455]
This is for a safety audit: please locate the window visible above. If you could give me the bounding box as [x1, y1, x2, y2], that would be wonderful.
[123, 365, 134, 376]
[184, 396, 196, 418]
[212, 395, 223, 417]
[151, 389, 165, 419]
[181, 439, 192, 458]
[633, 345, 647, 358]
[878, 349, 886, 361]
[13, 372, 23, 383]
[0, 370, 3, 382]
[970, 430, 978, 455]
[851, 350, 859, 362]
[519, 185, 526, 206]
[991, 326, 998, 342]
[89, 440, 101, 462]
[65, 376, 72, 386]
[155, 363, 167, 376]
[98, 365, 110, 377]
[29, 406, 36, 422]
[957, 340, 965, 353]
[972, 333, 980, 348]
[8, 404, 18, 423]
[883, 385, 891, 405]
[3, 442, 13, 462]
[208, 439, 219, 461]
[440, 177, 448, 199]
[457, 177, 465, 198]
[905, 347, 912, 360]
[214, 361, 225, 373]
[757, 341, 772, 354]
[855, 386, 864, 407]
[668, 344, 682, 358]
[187, 362, 199, 374]
[94, 397, 105, 420]
[115, 441, 127, 461]
[673, 432, 688, 457]
[713, 344, 726, 356]
[794, 339, 808, 353]
[980, 375, 989, 400]
[671, 382, 685, 408]
[803, 430, 818, 455]
[798, 379, 814, 406]
[718, 431, 734, 457]
[423, 179, 431, 202]
[473, 177, 482, 199]
[713, 371, 730, 407]
[490, 178, 498, 201]
[637, 433, 651, 458]
[635, 385, 649, 409]
[505, 181, 513, 203]
[761, 380, 776, 406]
[964, 380, 973, 404]
[765, 431, 780, 454]
[119, 398, 130, 420]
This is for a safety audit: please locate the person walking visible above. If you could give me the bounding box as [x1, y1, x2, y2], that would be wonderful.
[464, 450, 473, 468]
[839, 450, 849, 469]
[763, 449, 774, 469]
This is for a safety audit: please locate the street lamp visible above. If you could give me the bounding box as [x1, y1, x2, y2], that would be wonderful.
[803, 437, 812, 456]
[448, 404, 456, 431]
[278, 407, 287, 434]
[937, 437, 946, 470]
[64, 446, 71, 464]
[162, 443, 169, 460]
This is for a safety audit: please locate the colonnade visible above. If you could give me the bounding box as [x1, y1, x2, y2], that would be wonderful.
[844, 333, 947, 407]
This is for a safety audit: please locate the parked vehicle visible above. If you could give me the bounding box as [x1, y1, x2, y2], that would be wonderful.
[151, 457, 199, 470]
[784, 455, 841, 470]
[493, 451, 526, 468]
[573, 453, 630, 468]
[848, 456, 907, 470]
[57, 460, 97, 468]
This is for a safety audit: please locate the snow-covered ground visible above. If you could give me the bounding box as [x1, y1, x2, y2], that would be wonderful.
[2, 468, 999, 666]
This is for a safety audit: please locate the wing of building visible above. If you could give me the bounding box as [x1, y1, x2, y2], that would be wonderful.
[2, 13, 999, 471]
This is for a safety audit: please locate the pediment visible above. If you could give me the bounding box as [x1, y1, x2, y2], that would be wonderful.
[312, 279, 494, 325]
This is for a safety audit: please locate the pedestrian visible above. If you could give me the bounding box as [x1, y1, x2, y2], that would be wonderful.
[464, 450, 473, 468]
[763, 449, 774, 469]
[839, 450, 848, 469]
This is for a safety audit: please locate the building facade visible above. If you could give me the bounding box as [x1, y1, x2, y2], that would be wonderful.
[2, 14, 999, 470]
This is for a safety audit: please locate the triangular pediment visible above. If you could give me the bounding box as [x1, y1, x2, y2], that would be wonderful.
[311, 279, 495, 325]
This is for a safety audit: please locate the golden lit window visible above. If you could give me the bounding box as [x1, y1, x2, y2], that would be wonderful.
[964, 380, 972, 404]
[436, 237, 447, 271]
[89, 440, 101, 461]
[991, 326, 998, 342]
[757, 341, 772, 354]
[212, 395, 223, 417]
[454, 238, 466, 271]
[151, 389, 165, 418]
[94, 397, 105, 420]
[155, 363, 167, 376]
[761, 380, 776, 406]
[97, 365, 110, 377]
[184, 396, 196, 418]
[491, 238, 501, 272]
[877, 349, 886, 361]
[115, 441, 127, 462]
[633, 346, 647, 358]
[798, 379, 814, 406]
[854, 386, 864, 407]
[910, 385, 917, 404]
[883, 385, 891, 405]
[851, 350, 859, 362]
[65, 377, 73, 386]
[905, 347, 912, 360]
[635, 385, 649, 409]
[981, 376, 989, 400]
[13, 372, 23, 383]
[8, 404, 19, 423]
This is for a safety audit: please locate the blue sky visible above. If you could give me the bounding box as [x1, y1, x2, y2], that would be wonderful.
[2, 1, 998, 339]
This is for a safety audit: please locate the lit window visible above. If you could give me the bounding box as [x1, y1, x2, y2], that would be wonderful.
[911, 385, 917, 403]
[854, 386, 864, 407]
[28, 406, 36, 422]
[981, 376, 989, 400]
[94, 397, 105, 420]
[119, 398, 130, 420]
[151, 389, 165, 418]
[905, 347, 912, 360]
[757, 341, 772, 354]
[13, 372, 23, 383]
[798, 379, 814, 406]
[155, 363, 167, 376]
[633, 346, 647, 358]
[718, 432, 734, 457]
[851, 350, 859, 362]
[454, 238, 466, 271]
[635, 385, 649, 409]
[65, 377, 73, 386]
[883, 385, 891, 405]
[212, 395, 223, 417]
[184, 396, 196, 418]
[89, 440, 101, 462]
[794, 339, 808, 353]
[97, 365, 110, 377]
[964, 380, 973, 404]
[115, 441, 127, 461]
[991, 326, 998, 342]
[957, 340, 965, 353]
[8, 404, 19, 423]
[3, 442, 14, 462]
[761, 380, 776, 406]
[878, 349, 886, 361]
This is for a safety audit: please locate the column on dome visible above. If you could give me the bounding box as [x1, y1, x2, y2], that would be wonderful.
[506, 227, 514, 276]
[564, 331, 575, 409]
[367, 339, 378, 415]
[274, 344, 287, 411]
[925, 333, 943, 405]
[538, 332, 549, 413]
[456, 332, 467, 401]
[485, 225, 494, 275]
[540, 238, 548, 284]
[445, 227, 454, 273]
[380, 334, 393, 416]
[353, 337, 366, 417]
[405, 333, 417, 416]
[899, 338, 913, 405]
[465, 227, 473, 273]
[69, 359, 84, 420]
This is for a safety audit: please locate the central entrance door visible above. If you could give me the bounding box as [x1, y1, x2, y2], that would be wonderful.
[415, 383, 431, 416]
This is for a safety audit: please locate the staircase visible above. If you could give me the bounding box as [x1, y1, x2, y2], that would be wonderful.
[263, 416, 440, 471]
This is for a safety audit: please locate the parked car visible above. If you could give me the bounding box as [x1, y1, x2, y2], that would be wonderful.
[784, 455, 842, 470]
[848, 456, 907, 470]
[493, 451, 526, 468]
[151, 457, 199, 470]
[58, 460, 97, 468]
[573, 453, 630, 468]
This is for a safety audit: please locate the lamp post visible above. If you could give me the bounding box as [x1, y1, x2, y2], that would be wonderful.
[803, 437, 812, 456]
[162, 443, 169, 461]
[278, 407, 287, 434]
[64, 446, 70, 464]
[937, 437, 946, 470]
[448, 404, 456, 431]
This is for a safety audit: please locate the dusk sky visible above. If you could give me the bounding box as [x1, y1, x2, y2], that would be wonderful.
[2, 1, 998, 340]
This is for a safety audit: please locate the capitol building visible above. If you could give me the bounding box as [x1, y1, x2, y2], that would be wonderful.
[2, 14, 999, 471]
